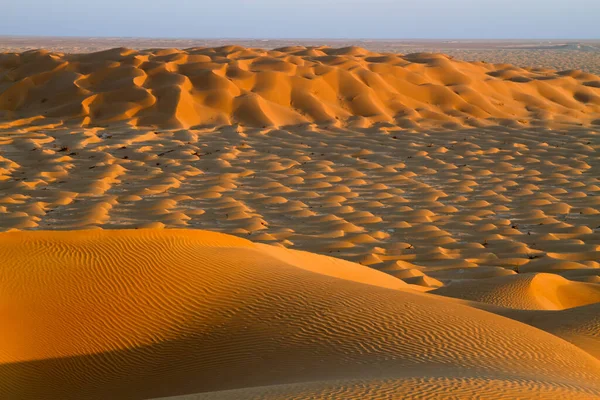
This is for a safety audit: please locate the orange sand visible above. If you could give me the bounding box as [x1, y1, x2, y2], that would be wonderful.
[1, 229, 600, 400]
[1, 46, 600, 399]
[1, 46, 600, 128]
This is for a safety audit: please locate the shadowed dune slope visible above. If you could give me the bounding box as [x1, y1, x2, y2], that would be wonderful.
[1, 229, 600, 400]
[155, 377, 600, 400]
[1, 46, 600, 128]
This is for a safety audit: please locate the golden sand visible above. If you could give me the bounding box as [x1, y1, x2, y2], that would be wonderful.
[1, 46, 600, 399]
[1, 46, 599, 128]
[2, 229, 600, 399]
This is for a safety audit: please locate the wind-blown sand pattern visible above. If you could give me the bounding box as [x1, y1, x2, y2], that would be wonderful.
[2, 230, 600, 400]
[1, 46, 600, 127]
[2, 38, 600, 75]
[1, 46, 600, 399]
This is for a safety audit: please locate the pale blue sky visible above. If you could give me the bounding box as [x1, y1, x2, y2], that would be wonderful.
[3, 0, 599, 39]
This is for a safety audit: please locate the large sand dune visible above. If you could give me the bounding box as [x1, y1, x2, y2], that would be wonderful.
[2, 229, 600, 400]
[1, 46, 600, 399]
[1, 46, 600, 128]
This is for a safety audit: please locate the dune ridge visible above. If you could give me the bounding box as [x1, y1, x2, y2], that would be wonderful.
[2, 229, 600, 400]
[431, 272, 600, 310]
[1, 46, 600, 128]
[2, 45, 600, 400]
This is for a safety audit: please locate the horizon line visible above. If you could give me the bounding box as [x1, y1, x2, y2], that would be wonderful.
[1, 34, 599, 41]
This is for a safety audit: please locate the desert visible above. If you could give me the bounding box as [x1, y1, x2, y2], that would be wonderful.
[1, 43, 600, 399]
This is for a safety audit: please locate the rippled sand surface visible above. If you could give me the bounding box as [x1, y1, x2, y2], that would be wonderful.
[1, 46, 600, 399]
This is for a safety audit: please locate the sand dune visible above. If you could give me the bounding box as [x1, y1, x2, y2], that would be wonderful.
[157, 378, 600, 400]
[431, 272, 600, 310]
[1, 46, 600, 128]
[468, 302, 600, 360]
[1, 119, 598, 280]
[2, 46, 600, 399]
[2, 229, 600, 400]
[3, 38, 600, 76]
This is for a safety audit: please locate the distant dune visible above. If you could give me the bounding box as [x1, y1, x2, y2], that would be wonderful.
[1, 46, 600, 129]
[2, 38, 600, 75]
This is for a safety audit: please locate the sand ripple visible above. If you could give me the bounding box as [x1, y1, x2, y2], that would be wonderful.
[2, 46, 600, 399]
[1, 229, 599, 399]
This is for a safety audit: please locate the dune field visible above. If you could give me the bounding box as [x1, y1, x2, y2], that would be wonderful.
[2, 38, 600, 75]
[1, 45, 600, 399]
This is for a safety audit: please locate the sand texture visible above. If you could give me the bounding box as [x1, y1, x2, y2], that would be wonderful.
[2, 38, 600, 75]
[2, 229, 600, 400]
[1, 46, 600, 399]
[1, 46, 600, 128]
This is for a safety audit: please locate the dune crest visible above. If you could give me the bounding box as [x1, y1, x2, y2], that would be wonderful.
[2, 44, 600, 400]
[431, 272, 600, 310]
[1, 46, 600, 128]
[2, 229, 600, 400]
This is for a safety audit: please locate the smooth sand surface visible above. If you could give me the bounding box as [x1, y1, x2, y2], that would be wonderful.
[1, 46, 600, 399]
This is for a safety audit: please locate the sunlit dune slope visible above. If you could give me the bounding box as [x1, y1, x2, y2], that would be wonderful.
[468, 302, 600, 360]
[1, 229, 600, 400]
[1, 46, 600, 128]
[429, 294, 600, 360]
[431, 272, 600, 310]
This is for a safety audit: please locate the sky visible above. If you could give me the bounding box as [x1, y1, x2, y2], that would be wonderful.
[2, 0, 599, 39]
